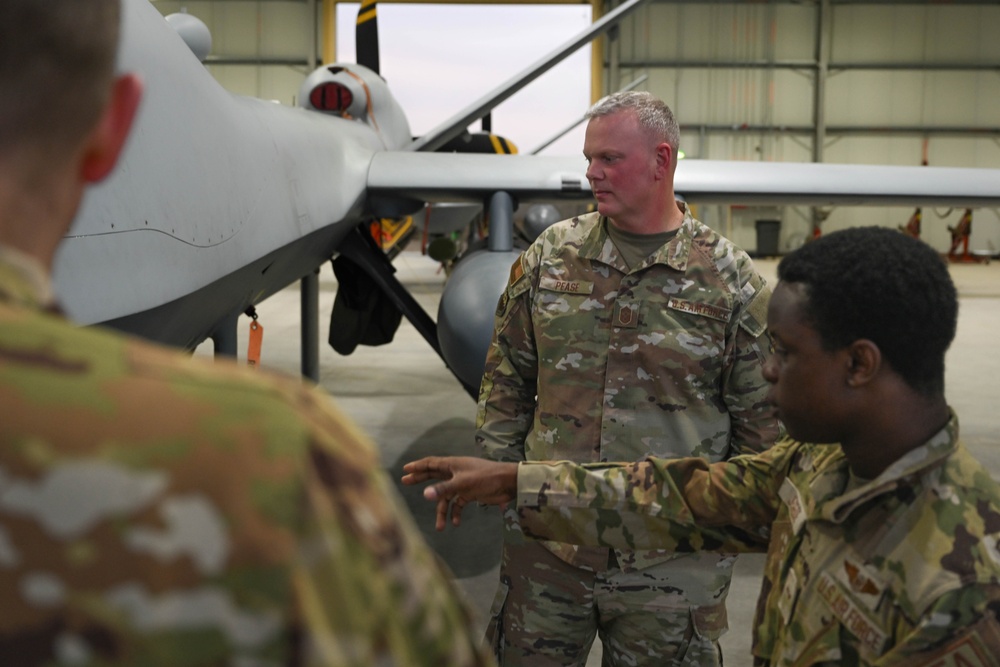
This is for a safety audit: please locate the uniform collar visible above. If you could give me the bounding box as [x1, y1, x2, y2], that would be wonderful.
[821, 411, 960, 524]
[576, 203, 697, 273]
[0, 244, 56, 310]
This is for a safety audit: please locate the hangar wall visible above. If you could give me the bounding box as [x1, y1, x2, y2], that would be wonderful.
[152, 0, 316, 102]
[150, 0, 1000, 256]
[609, 1, 1000, 254]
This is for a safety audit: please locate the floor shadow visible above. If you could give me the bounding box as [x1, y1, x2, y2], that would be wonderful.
[385, 416, 503, 578]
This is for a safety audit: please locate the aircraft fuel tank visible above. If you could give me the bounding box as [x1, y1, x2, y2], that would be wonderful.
[437, 248, 521, 391]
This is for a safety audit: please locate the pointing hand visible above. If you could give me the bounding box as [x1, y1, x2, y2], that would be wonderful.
[402, 457, 518, 531]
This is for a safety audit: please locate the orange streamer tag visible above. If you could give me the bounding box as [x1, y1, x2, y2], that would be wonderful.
[248, 320, 263, 369]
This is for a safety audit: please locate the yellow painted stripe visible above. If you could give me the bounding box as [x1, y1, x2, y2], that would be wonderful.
[357, 7, 377, 24]
[489, 135, 503, 154]
[322, 0, 335, 64]
[360, 0, 377, 8]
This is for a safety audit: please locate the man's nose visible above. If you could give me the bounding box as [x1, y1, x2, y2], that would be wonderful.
[586, 162, 600, 181]
[762, 353, 778, 384]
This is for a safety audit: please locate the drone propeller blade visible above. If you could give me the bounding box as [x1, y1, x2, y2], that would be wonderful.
[356, 0, 379, 74]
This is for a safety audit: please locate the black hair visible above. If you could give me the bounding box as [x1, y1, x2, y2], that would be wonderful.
[777, 226, 957, 396]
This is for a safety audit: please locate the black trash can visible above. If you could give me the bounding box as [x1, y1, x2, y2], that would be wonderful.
[755, 219, 781, 257]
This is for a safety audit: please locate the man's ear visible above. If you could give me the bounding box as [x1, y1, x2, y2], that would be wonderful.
[846, 339, 881, 387]
[654, 142, 672, 177]
[80, 73, 143, 183]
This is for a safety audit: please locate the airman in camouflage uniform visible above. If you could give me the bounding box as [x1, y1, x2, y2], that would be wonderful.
[477, 92, 778, 665]
[512, 413, 1000, 666]
[405, 227, 1000, 666]
[0, 1, 492, 665]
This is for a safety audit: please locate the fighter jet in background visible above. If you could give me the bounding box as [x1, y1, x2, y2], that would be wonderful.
[56, 0, 1000, 397]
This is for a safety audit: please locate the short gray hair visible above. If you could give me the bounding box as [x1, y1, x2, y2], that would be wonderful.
[585, 91, 680, 152]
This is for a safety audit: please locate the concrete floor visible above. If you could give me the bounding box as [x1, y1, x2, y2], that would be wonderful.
[199, 247, 1000, 667]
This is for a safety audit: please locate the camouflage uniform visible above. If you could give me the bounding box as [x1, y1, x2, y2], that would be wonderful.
[0, 248, 494, 667]
[515, 414, 1000, 667]
[477, 208, 778, 664]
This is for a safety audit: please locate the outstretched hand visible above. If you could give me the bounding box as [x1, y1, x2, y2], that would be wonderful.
[401, 457, 518, 531]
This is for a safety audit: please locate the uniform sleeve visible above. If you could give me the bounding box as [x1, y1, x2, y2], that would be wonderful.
[877, 584, 1000, 667]
[513, 440, 800, 554]
[723, 263, 782, 456]
[295, 389, 494, 667]
[475, 249, 539, 463]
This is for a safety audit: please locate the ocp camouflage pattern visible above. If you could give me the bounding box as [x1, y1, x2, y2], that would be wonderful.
[0, 250, 493, 667]
[477, 207, 779, 576]
[515, 413, 1000, 666]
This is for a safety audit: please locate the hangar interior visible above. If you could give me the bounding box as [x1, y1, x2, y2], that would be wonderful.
[154, 1, 1000, 665]
[154, 0, 1000, 254]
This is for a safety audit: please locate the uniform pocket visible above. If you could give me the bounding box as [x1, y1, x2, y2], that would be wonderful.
[484, 580, 511, 664]
[692, 602, 728, 643]
[668, 604, 728, 666]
